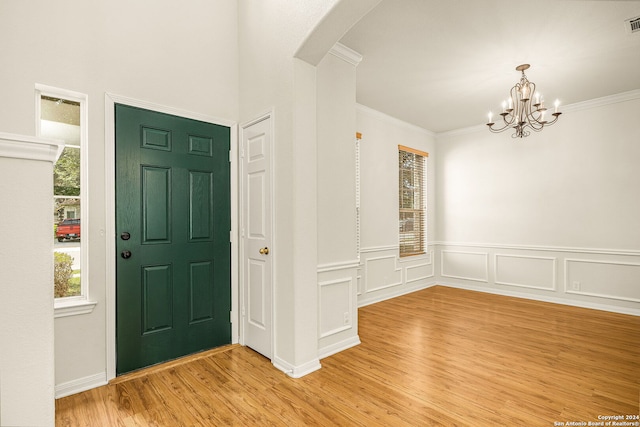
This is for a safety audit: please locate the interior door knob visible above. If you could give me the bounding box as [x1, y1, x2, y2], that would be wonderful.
[121, 250, 132, 259]
[259, 247, 269, 255]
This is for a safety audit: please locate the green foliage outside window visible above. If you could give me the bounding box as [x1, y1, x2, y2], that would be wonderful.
[54, 252, 73, 298]
[54, 147, 80, 196]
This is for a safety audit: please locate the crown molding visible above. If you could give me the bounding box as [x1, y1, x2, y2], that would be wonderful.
[561, 89, 640, 113]
[0, 132, 64, 163]
[436, 89, 640, 140]
[436, 123, 487, 139]
[356, 104, 436, 137]
[329, 43, 363, 66]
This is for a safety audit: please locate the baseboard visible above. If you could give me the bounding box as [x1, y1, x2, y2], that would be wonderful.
[55, 372, 107, 399]
[438, 282, 640, 317]
[318, 335, 361, 360]
[358, 281, 436, 308]
[272, 356, 322, 379]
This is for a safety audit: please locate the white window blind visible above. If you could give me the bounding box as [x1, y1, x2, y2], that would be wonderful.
[356, 132, 362, 259]
[398, 145, 427, 257]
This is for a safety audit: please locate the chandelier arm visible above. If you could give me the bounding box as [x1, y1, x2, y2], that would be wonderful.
[547, 113, 562, 125]
[487, 122, 514, 133]
[511, 86, 520, 124]
[525, 113, 546, 132]
[503, 112, 514, 127]
[529, 112, 561, 131]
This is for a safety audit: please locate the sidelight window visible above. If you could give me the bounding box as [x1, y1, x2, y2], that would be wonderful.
[37, 85, 92, 313]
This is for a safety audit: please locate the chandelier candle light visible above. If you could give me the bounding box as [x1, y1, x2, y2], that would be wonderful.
[486, 64, 562, 138]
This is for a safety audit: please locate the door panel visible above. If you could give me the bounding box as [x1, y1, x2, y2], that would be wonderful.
[142, 166, 171, 243]
[248, 259, 266, 328]
[142, 265, 173, 334]
[242, 116, 272, 358]
[116, 104, 230, 374]
[248, 173, 266, 238]
[189, 171, 213, 240]
[189, 261, 214, 323]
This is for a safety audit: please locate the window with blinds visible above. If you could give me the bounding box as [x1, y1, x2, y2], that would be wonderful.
[398, 145, 427, 257]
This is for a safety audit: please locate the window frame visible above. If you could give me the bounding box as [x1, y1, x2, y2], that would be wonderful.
[398, 145, 428, 258]
[36, 84, 96, 317]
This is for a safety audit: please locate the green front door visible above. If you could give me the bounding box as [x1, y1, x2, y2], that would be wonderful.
[115, 104, 231, 374]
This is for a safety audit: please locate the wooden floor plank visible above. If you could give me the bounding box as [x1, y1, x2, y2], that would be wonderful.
[55, 286, 640, 426]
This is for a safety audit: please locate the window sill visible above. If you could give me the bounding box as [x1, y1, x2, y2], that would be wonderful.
[54, 299, 97, 318]
[399, 252, 429, 262]
[399, 251, 426, 258]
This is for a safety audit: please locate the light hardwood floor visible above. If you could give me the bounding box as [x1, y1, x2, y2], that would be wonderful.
[56, 286, 640, 426]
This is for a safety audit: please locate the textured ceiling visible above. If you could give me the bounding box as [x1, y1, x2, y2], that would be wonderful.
[340, 0, 640, 133]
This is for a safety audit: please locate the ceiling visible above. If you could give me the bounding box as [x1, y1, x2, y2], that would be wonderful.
[339, 0, 640, 133]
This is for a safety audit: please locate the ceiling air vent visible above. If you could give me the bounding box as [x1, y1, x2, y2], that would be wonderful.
[625, 16, 640, 34]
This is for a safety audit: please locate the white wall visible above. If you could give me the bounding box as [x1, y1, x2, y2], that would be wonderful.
[0, 0, 239, 397]
[356, 105, 438, 306]
[318, 52, 358, 266]
[437, 95, 640, 250]
[435, 93, 640, 314]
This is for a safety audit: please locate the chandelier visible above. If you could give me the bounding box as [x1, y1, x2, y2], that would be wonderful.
[486, 64, 562, 138]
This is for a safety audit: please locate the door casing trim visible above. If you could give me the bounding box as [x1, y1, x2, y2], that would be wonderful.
[105, 93, 239, 381]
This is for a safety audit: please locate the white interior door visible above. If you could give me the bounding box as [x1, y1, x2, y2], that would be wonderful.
[241, 114, 273, 359]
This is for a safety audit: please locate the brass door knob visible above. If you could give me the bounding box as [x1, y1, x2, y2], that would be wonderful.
[259, 247, 270, 255]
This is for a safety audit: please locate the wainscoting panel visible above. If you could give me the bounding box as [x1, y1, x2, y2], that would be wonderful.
[318, 277, 353, 338]
[565, 259, 640, 303]
[358, 246, 435, 307]
[441, 250, 488, 282]
[317, 263, 360, 359]
[494, 254, 557, 291]
[406, 262, 433, 283]
[365, 254, 402, 292]
[435, 242, 640, 316]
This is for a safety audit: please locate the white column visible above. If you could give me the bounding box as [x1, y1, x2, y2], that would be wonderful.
[316, 44, 362, 357]
[0, 133, 62, 427]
